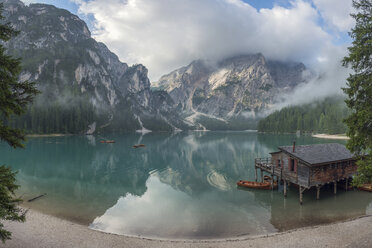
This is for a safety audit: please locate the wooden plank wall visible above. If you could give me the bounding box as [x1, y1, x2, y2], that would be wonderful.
[297, 162, 310, 187]
[309, 161, 357, 186]
[271, 152, 289, 171]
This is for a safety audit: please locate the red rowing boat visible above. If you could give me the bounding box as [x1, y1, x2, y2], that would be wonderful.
[100, 140, 115, 144]
[237, 180, 277, 190]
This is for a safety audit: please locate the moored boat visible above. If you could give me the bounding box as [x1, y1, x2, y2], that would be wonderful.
[263, 175, 271, 181]
[100, 140, 115, 144]
[133, 144, 145, 148]
[237, 180, 277, 190]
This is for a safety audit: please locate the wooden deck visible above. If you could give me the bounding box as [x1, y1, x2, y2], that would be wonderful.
[254, 157, 297, 182]
[254, 158, 281, 190]
[254, 158, 307, 202]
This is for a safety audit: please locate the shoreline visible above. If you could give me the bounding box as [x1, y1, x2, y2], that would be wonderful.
[3, 209, 372, 247]
[26, 133, 72, 138]
[312, 133, 350, 140]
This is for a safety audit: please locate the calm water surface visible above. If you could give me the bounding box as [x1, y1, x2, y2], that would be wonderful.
[1, 132, 371, 239]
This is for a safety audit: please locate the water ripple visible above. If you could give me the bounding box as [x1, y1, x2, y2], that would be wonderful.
[206, 170, 231, 191]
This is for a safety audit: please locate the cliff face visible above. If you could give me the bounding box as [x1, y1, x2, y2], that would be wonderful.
[2, 0, 184, 133]
[154, 54, 308, 129]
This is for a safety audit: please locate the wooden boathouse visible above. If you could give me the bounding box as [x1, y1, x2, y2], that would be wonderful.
[254, 142, 357, 204]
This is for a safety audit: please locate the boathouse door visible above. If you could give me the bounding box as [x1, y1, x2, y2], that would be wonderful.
[289, 158, 295, 172]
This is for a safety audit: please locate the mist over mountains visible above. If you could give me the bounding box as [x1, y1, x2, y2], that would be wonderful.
[2, 0, 342, 133]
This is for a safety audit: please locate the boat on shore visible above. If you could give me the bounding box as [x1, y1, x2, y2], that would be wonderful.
[237, 180, 277, 190]
[358, 183, 372, 192]
[100, 140, 115, 144]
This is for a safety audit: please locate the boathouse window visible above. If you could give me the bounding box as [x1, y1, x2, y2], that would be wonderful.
[290, 159, 295, 172]
[277, 159, 281, 167]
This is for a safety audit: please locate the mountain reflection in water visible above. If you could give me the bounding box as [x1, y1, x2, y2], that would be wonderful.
[1, 132, 371, 239]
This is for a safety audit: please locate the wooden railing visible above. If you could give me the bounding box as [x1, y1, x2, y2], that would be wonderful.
[255, 157, 298, 183]
[255, 157, 273, 167]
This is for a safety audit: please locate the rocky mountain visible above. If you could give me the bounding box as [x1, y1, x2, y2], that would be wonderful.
[154, 54, 310, 130]
[2, 0, 312, 132]
[2, 0, 187, 133]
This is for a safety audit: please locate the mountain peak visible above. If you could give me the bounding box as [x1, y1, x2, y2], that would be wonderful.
[156, 53, 308, 126]
[4, 0, 91, 45]
[220, 53, 265, 65]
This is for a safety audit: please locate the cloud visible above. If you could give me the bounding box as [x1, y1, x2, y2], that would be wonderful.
[75, 0, 351, 80]
[312, 0, 354, 32]
[73, 0, 355, 111]
[271, 44, 351, 111]
[20, 0, 37, 4]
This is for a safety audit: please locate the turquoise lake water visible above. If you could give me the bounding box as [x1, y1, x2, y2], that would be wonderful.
[1, 132, 371, 239]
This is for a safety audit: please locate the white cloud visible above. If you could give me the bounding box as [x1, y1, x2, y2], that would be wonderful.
[21, 0, 37, 4]
[75, 0, 346, 81]
[312, 0, 354, 32]
[73, 0, 355, 110]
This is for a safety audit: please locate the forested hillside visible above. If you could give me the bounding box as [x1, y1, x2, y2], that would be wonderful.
[257, 96, 350, 134]
[3, 97, 99, 134]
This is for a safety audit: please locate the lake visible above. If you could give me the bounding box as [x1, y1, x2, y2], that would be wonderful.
[1, 132, 371, 239]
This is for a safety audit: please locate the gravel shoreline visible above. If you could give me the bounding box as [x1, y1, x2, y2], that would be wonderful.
[3, 209, 372, 248]
[312, 134, 350, 140]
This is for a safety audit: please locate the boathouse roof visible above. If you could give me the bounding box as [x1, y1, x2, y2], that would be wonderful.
[278, 143, 354, 166]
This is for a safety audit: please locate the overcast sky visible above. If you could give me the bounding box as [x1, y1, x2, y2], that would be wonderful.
[22, 0, 355, 105]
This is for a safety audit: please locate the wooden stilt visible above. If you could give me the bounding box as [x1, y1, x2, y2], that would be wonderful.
[261, 169, 264, 182]
[255, 167, 258, 182]
[334, 181, 337, 194]
[299, 186, 303, 205]
[284, 180, 287, 197]
[345, 178, 348, 191]
[276, 176, 279, 190]
[316, 185, 320, 200]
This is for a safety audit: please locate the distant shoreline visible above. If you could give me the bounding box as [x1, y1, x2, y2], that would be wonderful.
[312, 133, 350, 140]
[23, 132, 350, 140]
[3, 209, 372, 247]
[26, 133, 72, 138]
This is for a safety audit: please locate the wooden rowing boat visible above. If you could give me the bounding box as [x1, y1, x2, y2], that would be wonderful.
[100, 140, 115, 144]
[237, 180, 277, 190]
[133, 144, 145, 148]
[358, 183, 372, 192]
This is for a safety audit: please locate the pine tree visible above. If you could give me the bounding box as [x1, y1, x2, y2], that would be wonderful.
[343, 0, 372, 185]
[0, 3, 39, 242]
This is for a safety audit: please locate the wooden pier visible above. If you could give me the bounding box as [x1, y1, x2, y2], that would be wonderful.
[254, 143, 357, 204]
